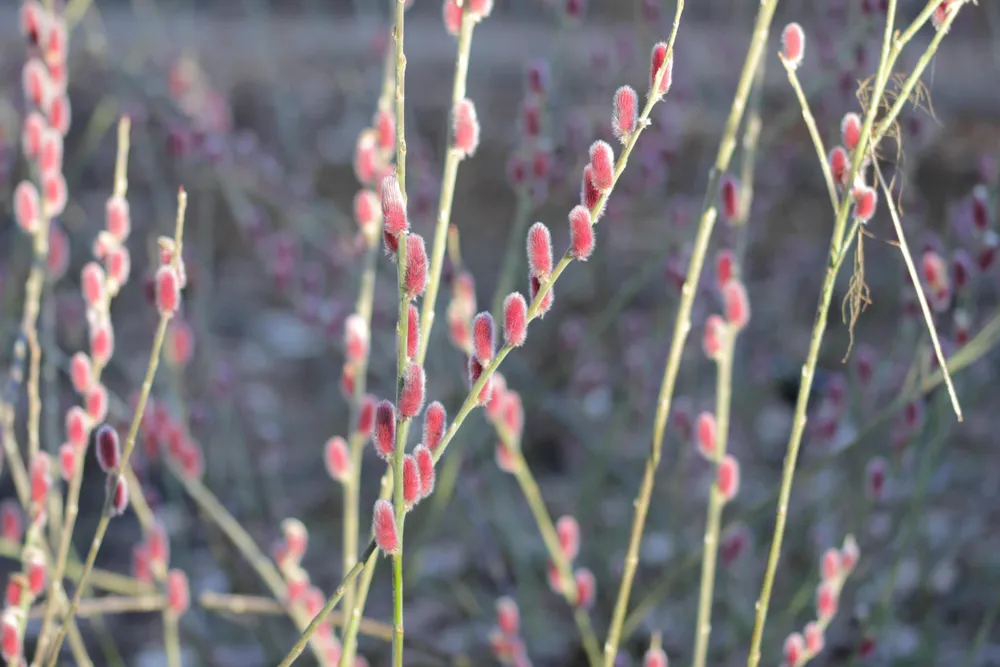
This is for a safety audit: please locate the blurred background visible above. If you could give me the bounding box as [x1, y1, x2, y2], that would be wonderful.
[2, 0, 1000, 665]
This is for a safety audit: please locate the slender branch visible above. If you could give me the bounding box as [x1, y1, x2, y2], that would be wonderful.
[779, 56, 838, 211]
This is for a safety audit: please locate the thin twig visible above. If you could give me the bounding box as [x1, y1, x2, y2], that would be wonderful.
[779, 56, 838, 211]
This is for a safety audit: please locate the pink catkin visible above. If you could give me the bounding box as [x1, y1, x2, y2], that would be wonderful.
[716, 249, 735, 289]
[784, 633, 805, 666]
[59, 444, 76, 480]
[43, 171, 68, 216]
[841, 534, 860, 571]
[155, 266, 182, 316]
[373, 400, 396, 458]
[473, 312, 495, 363]
[526, 222, 553, 278]
[380, 173, 408, 236]
[503, 293, 528, 347]
[81, 262, 107, 308]
[423, 401, 447, 452]
[720, 174, 740, 222]
[167, 569, 190, 616]
[612, 85, 638, 143]
[852, 184, 878, 222]
[568, 205, 594, 260]
[649, 42, 673, 95]
[589, 141, 614, 190]
[107, 474, 129, 517]
[405, 234, 429, 299]
[556, 515, 580, 561]
[399, 362, 426, 419]
[403, 455, 421, 506]
[69, 352, 92, 394]
[804, 621, 825, 654]
[717, 455, 740, 501]
[344, 314, 369, 364]
[14, 181, 40, 233]
[703, 314, 725, 359]
[821, 547, 842, 581]
[722, 280, 751, 330]
[86, 383, 108, 422]
[22, 111, 45, 159]
[95, 424, 121, 472]
[413, 444, 435, 497]
[496, 596, 520, 637]
[372, 499, 399, 554]
[841, 112, 862, 151]
[781, 23, 806, 69]
[39, 128, 62, 175]
[374, 109, 395, 153]
[106, 195, 131, 241]
[443, 0, 462, 36]
[357, 395, 376, 438]
[65, 406, 88, 449]
[354, 189, 380, 234]
[453, 98, 480, 158]
[643, 647, 668, 667]
[816, 581, 839, 620]
[529, 276, 554, 318]
[406, 304, 420, 358]
[829, 145, 849, 186]
[468, 356, 494, 406]
[573, 568, 595, 609]
[580, 165, 604, 217]
[325, 436, 350, 482]
[696, 412, 717, 459]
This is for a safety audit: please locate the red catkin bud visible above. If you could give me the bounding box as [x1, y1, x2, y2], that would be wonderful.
[39, 128, 62, 175]
[6, 577, 24, 607]
[59, 443, 76, 480]
[581, 165, 604, 217]
[155, 265, 182, 316]
[717, 455, 740, 501]
[852, 184, 878, 222]
[423, 401, 447, 452]
[107, 245, 132, 289]
[96, 424, 121, 472]
[821, 547, 842, 582]
[402, 454, 421, 507]
[82, 262, 107, 308]
[414, 444, 435, 497]
[453, 98, 480, 158]
[468, 0, 494, 21]
[344, 314, 369, 364]
[720, 174, 740, 222]
[696, 412, 717, 459]
[784, 633, 805, 666]
[468, 356, 494, 406]
[443, 0, 462, 35]
[519, 98, 542, 139]
[649, 42, 673, 95]
[568, 205, 594, 260]
[22, 111, 45, 159]
[325, 435, 350, 482]
[380, 173, 408, 236]
[1, 607, 23, 661]
[922, 250, 947, 290]
[972, 184, 990, 231]
[526, 222, 553, 278]
[43, 170, 68, 216]
[373, 400, 396, 458]
[86, 383, 109, 422]
[65, 406, 89, 450]
[841, 112, 862, 151]
[716, 249, 735, 289]
[473, 312, 495, 363]
[30, 452, 51, 507]
[107, 473, 129, 517]
[167, 569, 190, 616]
[372, 499, 399, 554]
[612, 85, 638, 143]
[405, 234, 429, 299]
[357, 394, 376, 439]
[374, 109, 395, 153]
[556, 515, 580, 561]
[90, 321, 115, 367]
[722, 280, 751, 330]
[841, 535, 860, 573]
[574, 568, 595, 609]
[503, 293, 528, 347]
[149, 522, 171, 569]
[781, 23, 806, 69]
[589, 141, 614, 191]
[14, 181, 40, 233]
[25, 548, 46, 595]
[496, 596, 520, 636]
[829, 145, 849, 186]
[644, 647, 668, 667]
[703, 314, 726, 360]
[1, 502, 23, 542]
[529, 275, 554, 318]
[354, 189, 380, 237]
[400, 362, 426, 419]
[106, 195, 131, 241]
[354, 130, 378, 185]
[804, 621, 825, 654]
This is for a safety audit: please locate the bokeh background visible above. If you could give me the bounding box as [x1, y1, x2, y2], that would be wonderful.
[2, 0, 1000, 665]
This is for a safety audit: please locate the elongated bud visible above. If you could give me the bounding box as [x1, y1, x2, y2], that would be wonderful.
[453, 99, 480, 158]
[649, 42, 673, 95]
[781, 23, 805, 69]
[715, 249, 735, 289]
[581, 165, 604, 218]
[403, 455, 421, 507]
[22, 111, 45, 159]
[644, 647, 668, 667]
[357, 394, 376, 439]
[496, 596, 520, 637]
[167, 569, 191, 616]
[841, 112, 862, 151]
[588, 141, 614, 191]
[380, 173, 408, 236]
[43, 170, 68, 215]
[399, 362, 426, 419]
[443, 0, 462, 35]
[86, 383, 109, 422]
[717, 454, 740, 501]
[373, 400, 396, 458]
[106, 195, 131, 241]
[612, 85, 638, 143]
[529, 275, 554, 318]
[696, 412, 717, 459]
[526, 222, 553, 278]
[568, 205, 594, 260]
[821, 547, 842, 582]
[423, 401, 447, 452]
[107, 245, 132, 289]
[30, 452, 51, 508]
[344, 314, 370, 364]
[852, 184, 878, 222]
[25, 547, 46, 595]
[14, 181, 40, 233]
[155, 265, 182, 316]
[556, 515, 580, 561]
[816, 580, 838, 621]
[82, 262, 107, 309]
[414, 444, 435, 497]
[354, 189, 380, 239]
[783, 633, 804, 667]
[720, 174, 740, 223]
[65, 405, 89, 449]
[59, 443, 76, 480]
[1, 607, 24, 661]
[354, 130, 378, 184]
[574, 568, 595, 609]
[0, 502, 22, 542]
[325, 436, 351, 482]
[723, 280, 751, 330]
[468, 356, 494, 406]
[96, 424, 121, 472]
[405, 234, 429, 299]
[503, 293, 528, 347]
[468, 0, 494, 21]
[107, 473, 129, 517]
[372, 499, 399, 554]
[703, 314, 726, 360]
[473, 312, 495, 363]
[149, 522, 171, 571]
[829, 145, 849, 186]
[374, 109, 395, 153]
